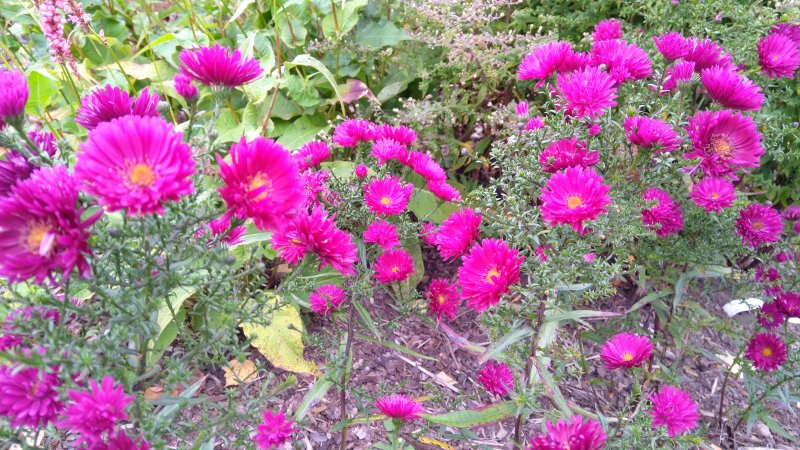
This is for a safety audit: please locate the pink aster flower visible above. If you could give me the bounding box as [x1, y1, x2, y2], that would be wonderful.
[534, 245, 549, 262]
[587, 123, 601, 136]
[371, 138, 409, 166]
[641, 188, 684, 237]
[77, 115, 195, 216]
[518, 41, 589, 86]
[374, 248, 415, 284]
[557, 67, 618, 119]
[374, 394, 425, 420]
[525, 116, 546, 131]
[75, 86, 159, 130]
[684, 110, 764, 177]
[428, 180, 462, 202]
[478, 360, 514, 397]
[217, 137, 302, 231]
[745, 332, 787, 372]
[601, 333, 653, 369]
[661, 60, 696, 93]
[584, 252, 596, 263]
[540, 166, 611, 234]
[363, 219, 401, 250]
[539, 138, 600, 173]
[0, 69, 28, 120]
[0, 166, 98, 284]
[516, 100, 530, 117]
[179, 43, 262, 87]
[700, 66, 764, 110]
[173, 73, 198, 100]
[374, 124, 417, 145]
[684, 37, 734, 72]
[735, 204, 783, 248]
[28, 129, 58, 157]
[87, 431, 151, 450]
[528, 415, 607, 450]
[757, 33, 800, 79]
[690, 177, 735, 212]
[58, 375, 133, 445]
[203, 215, 246, 246]
[434, 208, 482, 260]
[0, 151, 35, 196]
[294, 140, 330, 171]
[593, 19, 622, 42]
[309, 284, 347, 315]
[364, 176, 413, 216]
[777, 290, 800, 318]
[412, 153, 447, 183]
[354, 164, 368, 179]
[457, 238, 524, 312]
[757, 301, 785, 330]
[253, 410, 296, 449]
[647, 385, 699, 438]
[132, 88, 160, 117]
[424, 278, 460, 321]
[333, 119, 377, 147]
[653, 32, 690, 61]
[783, 205, 800, 221]
[420, 222, 438, 246]
[590, 39, 652, 85]
[772, 23, 800, 45]
[624, 116, 681, 152]
[0, 363, 63, 427]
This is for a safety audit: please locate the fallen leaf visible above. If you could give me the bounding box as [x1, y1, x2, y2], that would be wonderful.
[223, 359, 258, 387]
[144, 384, 165, 401]
[418, 437, 456, 450]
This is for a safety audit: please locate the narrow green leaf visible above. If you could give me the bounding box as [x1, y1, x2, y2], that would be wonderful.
[294, 376, 334, 421]
[480, 326, 532, 363]
[627, 290, 672, 313]
[226, 0, 255, 28]
[286, 54, 344, 114]
[532, 357, 572, 418]
[352, 299, 381, 339]
[356, 335, 435, 361]
[422, 402, 515, 427]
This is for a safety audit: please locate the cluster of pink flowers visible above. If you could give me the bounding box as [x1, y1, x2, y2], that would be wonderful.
[75, 86, 161, 130]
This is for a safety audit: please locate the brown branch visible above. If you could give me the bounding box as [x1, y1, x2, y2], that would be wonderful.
[514, 298, 548, 448]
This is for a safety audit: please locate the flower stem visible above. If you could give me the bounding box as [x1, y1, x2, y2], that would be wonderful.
[514, 298, 547, 448]
[339, 300, 356, 450]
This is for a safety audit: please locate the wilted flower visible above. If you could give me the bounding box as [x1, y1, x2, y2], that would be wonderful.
[516, 100, 530, 117]
[745, 332, 787, 372]
[757, 301, 785, 330]
[374, 394, 425, 420]
[412, 153, 447, 183]
[180, 43, 263, 87]
[525, 116, 546, 131]
[428, 180, 462, 202]
[528, 415, 607, 450]
[457, 238, 524, 312]
[478, 360, 514, 397]
[777, 291, 800, 318]
[540, 166, 611, 234]
[601, 333, 653, 369]
[374, 248, 415, 284]
[424, 278, 460, 321]
[253, 410, 296, 449]
[648, 385, 699, 437]
[420, 222, 438, 246]
[173, 73, 198, 100]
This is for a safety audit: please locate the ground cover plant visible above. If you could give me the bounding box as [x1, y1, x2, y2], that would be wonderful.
[1, 0, 800, 449]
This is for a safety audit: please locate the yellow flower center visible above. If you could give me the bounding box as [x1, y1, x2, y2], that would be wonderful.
[751, 221, 764, 231]
[391, 266, 400, 273]
[762, 347, 773, 357]
[485, 268, 500, 285]
[248, 174, 273, 201]
[128, 163, 155, 187]
[437, 295, 446, 305]
[566, 195, 583, 210]
[709, 135, 733, 158]
[711, 192, 720, 200]
[24, 222, 53, 254]
[380, 197, 391, 206]
[622, 353, 634, 361]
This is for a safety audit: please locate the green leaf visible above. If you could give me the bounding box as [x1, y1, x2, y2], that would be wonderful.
[352, 299, 381, 339]
[439, 322, 486, 354]
[133, 33, 177, 58]
[545, 309, 621, 324]
[216, 109, 245, 144]
[407, 189, 458, 224]
[321, 0, 367, 38]
[356, 20, 410, 48]
[356, 334, 436, 361]
[226, 0, 255, 28]
[760, 414, 797, 442]
[405, 239, 425, 288]
[627, 290, 672, 313]
[294, 376, 334, 421]
[480, 326, 532, 363]
[286, 54, 345, 114]
[276, 113, 328, 150]
[25, 70, 60, 116]
[320, 160, 356, 179]
[422, 402, 515, 427]
[148, 286, 194, 365]
[532, 357, 572, 418]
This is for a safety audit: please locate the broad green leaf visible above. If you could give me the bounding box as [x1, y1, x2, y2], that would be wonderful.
[356, 334, 436, 361]
[356, 20, 410, 48]
[321, 0, 367, 38]
[320, 160, 355, 179]
[226, 0, 255, 28]
[215, 110, 245, 144]
[286, 54, 345, 114]
[422, 402, 515, 427]
[627, 290, 672, 313]
[405, 239, 425, 288]
[148, 286, 195, 365]
[276, 114, 328, 150]
[407, 189, 458, 224]
[295, 376, 334, 421]
[480, 326, 532, 363]
[25, 70, 61, 115]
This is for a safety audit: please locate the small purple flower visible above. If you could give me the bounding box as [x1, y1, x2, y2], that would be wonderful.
[180, 43, 263, 87]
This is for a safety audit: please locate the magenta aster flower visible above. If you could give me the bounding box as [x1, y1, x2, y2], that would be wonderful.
[700, 66, 764, 110]
[757, 33, 800, 79]
[0, 363, 63, 427]
[0, 69, 28, 120]
[684, 110, 763, 177]
[525, 116, 546, 131]
[202, 215, 246, 246]
[173, 73, 198, 100]
[364, 176, 413, 216]
[217, 137, 302, 231]
[539, 138, 599, 173]
[653, 32, 690, 61]
[772, 23, 800, 45]
[428, 180, 462, 202]
[540, 166, 611, 234]
[684, 37, 733, 72]
[534, 245, 549, 262]
[556, 67, 618, 119]
[0, 166, 97, 283]
[745, 332, 787, 372]
[333, 119, 377, 147]
[374, 124, 417, 145]
[590, 39, 652, 85]
[783, 205, 800, 221]
[648, 385, 699, 438]
[516, 100, 530, 117]
[735, 204, 783, 248]
[58, 375, 133, 445]
[371, 138, 408, 166]
[457, 238, 524, 312]
[528, 415, 607, 450]
[374, 248, 415, 284]
[131, 87, 160, 117]
[420, 222, 438, 246]
[434, 208, 482, 260]
[294, 140, 330, 171]
[424, 278, 459, 321]
[28, 129, 58, 157]
[75, 85, 159, 130]
[593, 19, 622, 42]
[363, 219, 401, 250]
[518, 41, 589, 86]
[309, 284, 347, 315]
[777, 290, 800, 318]
[88, 431, 151, 450]
[624, 116, 681, 152]
[0, 306, 60, 351]
[641, 188, 683, 237]
[601, 333, 653, 369]
[412, 153, 447, 183]
[179, 43, 262, 87]
[478, 360, 514, 397]
[253, 410, 296, 449]
[661, 60, 696, 93]
[77, 115, 195, 216]
[584, 252, 596, 263]
[690, 177, 735, 212]
[757, 301, 785, 330]
[354, 164, 368, 179]
[374, 394, 425, 420]
[0, 150, 35, 196]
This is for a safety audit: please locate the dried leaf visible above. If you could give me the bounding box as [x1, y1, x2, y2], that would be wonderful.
[223, 359, 258, 387]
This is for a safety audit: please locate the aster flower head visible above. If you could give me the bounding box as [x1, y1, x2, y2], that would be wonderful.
[132, 87, 160, 117]
[412, 153, 447, 183]
[540, 166, 611, 234]
[783, 205, 800, 221]
[624, 116, 681, 152]
[75, 85, 133, 130]
[601, 333, 653, 369]
[757, 33, 800, 79]
[424, 278, 460, 321]
[757, 301, 785, 330]
[294, 140, 330, 171]
[0, 165, 97, 283]
[684, 110, 763, 177]
[180, 43, 263, 87]
[0, 150, 35, 196]
[700, 66, 764, 110]
[690, 177, 735, 212]
[525, 116, 546, 131]
[539, 138, 599, 173]
[253, 410, 296, 449]
[28, 129, 58, 157]
[420, 222, 438, 246]
[647, 385, 699, 437]
[363, 219, 401, 250]
[371, 138, 409, 166]
[374, 394, 425, 420]
[309, 284, 347, 315]
[518, 41, 589, 86]
[0, 69, 28, 120]
[557, 66, 618, 119]
[653, 32, 690, 61]
[77, 115, 196, 216]
[641, 188, 684, 237]
[435, 208, 482, 260]
[516, 100, 530, 117]
[593, 19, 622, 42]
[735, 204, 783, 248]
[364, 176, 413, 216]
[590, 39, 652, 85]
[662, 60, 696, 93]
[478, 360, 515, 397]
[528, 415, 607, 450]
[88, 431, 151, 450]
[354, 164, 368, 179]
[457, 239, 524, 312]
[374, 248, 415, 284]
[684, 37, 733, 72]
[333, 119, 377, 147]
[375, 124, 417, 145]
[0, 364, 62, 427]
[745, 333, 788, 372]
[173, 73, 198, 100]
[202, 216, 246, 246]
[58, 375, 134, 445]
[428, 180, 462, 202]
[217, 137, 302, 231]
[772, 23, 800, 44]
[777, 291, 800, 318]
